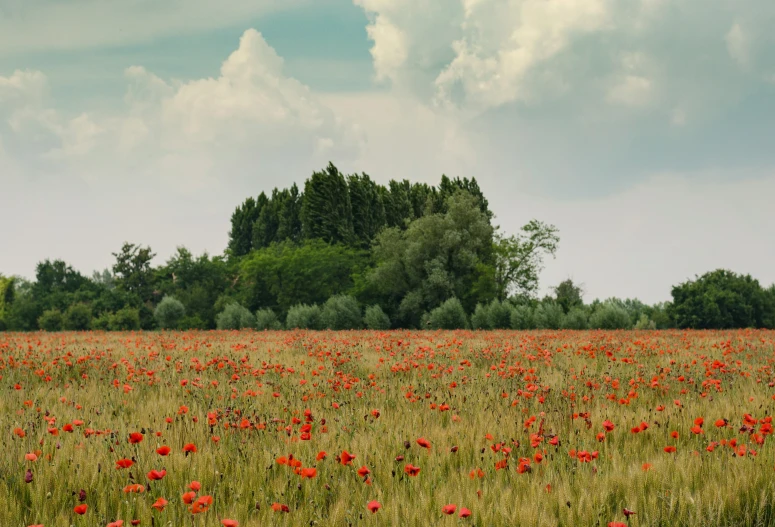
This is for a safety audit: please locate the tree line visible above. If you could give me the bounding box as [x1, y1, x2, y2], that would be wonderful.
[1, 163, 774, 331]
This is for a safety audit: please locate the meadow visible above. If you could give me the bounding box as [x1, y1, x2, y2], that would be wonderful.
[2, 329, 775, 527]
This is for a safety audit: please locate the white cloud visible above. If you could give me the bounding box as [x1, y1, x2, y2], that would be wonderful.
[1, 29, 363, 189]
[0, 0, 310, 53]
[607, 75, 652, 106]
[725, 23, 751, 68]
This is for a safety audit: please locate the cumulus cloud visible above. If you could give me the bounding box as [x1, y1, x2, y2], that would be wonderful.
[725, 23, 750, 69]
[1, 29, 363, 189]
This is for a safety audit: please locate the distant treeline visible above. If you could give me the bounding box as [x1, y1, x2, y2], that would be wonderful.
[1, 163, 774, 332]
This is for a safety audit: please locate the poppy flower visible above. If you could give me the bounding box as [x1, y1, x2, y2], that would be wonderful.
[316, 451, 327, 461]
[183, 443, 197, 454]
[339, 450, 356, 465]
[417, 437, 431, 449]
[147, 469, 166, 481]
[116, 459, 133, 469]
[300, 468, 317, 479]
[367, 500, 381, 513]
[128, 432, 144, 444]
[107, 521, 123, 527]
[357, 465, 371, 478]
[222, 521, 239, 527]
[664, 446, 677, 453]
[189, 481, 201, 491]
[182, 491, 196, 504]
[271, 503, 290, 512]
[602, 420, 615, 432]
[73, 504, 88, 515]
[404, 464, 421, 476]
[460, 507, 472, 518]
[156, 446, 171, 456]
[152, 497, 168, 511]
[442, 504, 457, 515]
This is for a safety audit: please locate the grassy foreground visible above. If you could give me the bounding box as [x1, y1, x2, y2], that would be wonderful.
[2, 329, 775, 526]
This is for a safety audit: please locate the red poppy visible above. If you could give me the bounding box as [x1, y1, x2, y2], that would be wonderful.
[404, 463, 421, 476]
[152, 497, 168, 511]
[74, 504, 88, 515]
[367, 500, 381, 513]
[416, 437, 431, 449]
[156, 446, 171, 456]
[271, 503, 290, 512]
[222, 521, 239, 527]
[183, 443, 197, 454]
[339, 450, 356, 465]
[442, 504, 456, 515]
[116, 459, 133, 469]
[460, 507, 472, 518]
[128, 432, 144, 444]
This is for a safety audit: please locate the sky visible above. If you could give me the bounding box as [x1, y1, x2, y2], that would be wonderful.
[1, 0, 774, 304]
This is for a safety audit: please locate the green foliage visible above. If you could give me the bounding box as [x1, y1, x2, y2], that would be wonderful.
[348, 173, 387, 248]
[215, 303, 256, 330]
[239, 239, 367, 316]
[510, 305, 535, 330]
[301, 163, 354, 244]
[63, 303, 92, 330]
[553, 279, 584, 314]
[424, 297, 468, 329]
[228, 194, 263, 258]
[363, 305, 391, 330]
[589, 302, 632, 330]
[255, 309, 283, 330]
[112, 243, 156, 303]
[634, 313, 657, 330]
[472, 299, 514, 329]
[0, 275, 14, 329]
[369, 191, 494, 327]
[285, 304, 323, 330]
[38, 309, 63, 331]
[91, 312, 111, 331]
[321, 295, 362, 330]
[561, 307, 589, 330]
[669, 269, 775, 329]
[534, 302, 564, 329]
[154, 296, 186, 329]
[470, 303, 490, 329]
[109, 307, 141, 331]
[494, 221, 559, 300]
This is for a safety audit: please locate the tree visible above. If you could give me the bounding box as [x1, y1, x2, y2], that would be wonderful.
[239, 239, 368, 316]
[493, 220, 560, 300]
[669, 269, 775, 329]
[112, 243, 156, 303]
[321, 295, 362, 330]
[364, 305, 391, 330]
[215, 303, 255, 330]
[227, 194, 266, 257]
[38, 309, 63, 331]
[553, 279, 584, 314]
[0, 275, 14, 329]
[255, 309, 283, 330]
[63, 303, 92, 330]
[154, 296, 186, 329]
[423, 297, 468, 329]
[348, 173, 387, 247]
[301, 163, 354, 244]
[369, 191, 494, 327]
[382, 180, 414, 229]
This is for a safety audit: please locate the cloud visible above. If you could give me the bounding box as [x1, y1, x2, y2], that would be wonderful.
[0, 0, 309, 53]
[725, 23, 750, 68]
[1, 29, 363, 189]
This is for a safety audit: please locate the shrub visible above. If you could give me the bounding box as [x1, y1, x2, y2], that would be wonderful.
[589, 303, 632, 330]
[154, 296, 186, 329]
[510, 305, 535, 330]
[425, 298, 468, 329]
[487, 300, 514, 329]
[286, 304, 323, 330]
[180, 315, 207, 330]
[561, 307, 588, 330]
[62, 303, 92, 330]
[215, 303, 256, 330]
[534, 302, 564, 329]
[91, 313, 112, 330]
[364, 305, 391, 330]
[635, 313, 657, 330]
[470, 303, 491, 329]
[256, 309, 283, 330]
[321, 295, 362, 330]
[38, 309, 63, 331]
[109, 307, 141, 331]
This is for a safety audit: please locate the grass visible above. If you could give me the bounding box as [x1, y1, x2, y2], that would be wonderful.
[1, 329, 774, 526]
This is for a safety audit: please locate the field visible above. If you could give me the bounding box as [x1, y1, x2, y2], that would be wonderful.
[2, 329, 775, 527]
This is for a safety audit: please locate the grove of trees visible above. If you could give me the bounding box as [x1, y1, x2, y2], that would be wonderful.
[1, 163, 773, 331]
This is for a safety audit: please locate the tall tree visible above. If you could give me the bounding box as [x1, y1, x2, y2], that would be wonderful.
[383, 180, 414, 229]
[227, 193, 267, 257]
[669, 269, 775, 329]
[348, 173, 386, 247]
[301, 163, 354, 244]
[252, 189, 281, 250]
[112, 243, 157, 304]
[553, 279, 584, 314]
[493, 220, 560, 301]
[276, 183, 303, 243]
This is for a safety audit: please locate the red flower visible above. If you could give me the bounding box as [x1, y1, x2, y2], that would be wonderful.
[128, 432, 144, 444]
[147, 469, 166, 481]
[367, 500, 381, 513]
[271, 503, 290, 512]
[156, 446, 171, 456]
[116, 459, 133, 469]
[460, 507, 472, 518]
[74, 504, 88, 515]
[602, 420, 615, 432]
[222, 520, 239, 527]
[183, 443, 197, 454]
[152, 497, 168, 511]
[357, 465, 371, 478]
[416, 437, 431, 449]
[339, 450, 356, 465]
[404, 463, 421, 476]
[442, 504, 456, 515]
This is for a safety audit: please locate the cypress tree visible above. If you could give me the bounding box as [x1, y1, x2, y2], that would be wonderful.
[300, 163, 354, 244]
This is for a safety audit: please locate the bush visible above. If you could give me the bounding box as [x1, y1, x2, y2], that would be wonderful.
[38, 309, 63, 331]
[215, 303, 256, 330]
[424, 298, 468, 329]
[487, 300, 514, 329]
[180, 315, 207, 330]
[256, 309, 283, 330]
[63, 303, 92, 330]
[470, 303, 490, 329]
[92, 313, 112, 330]
[534, 302, 564, 329]
[589, 303, 632, 329]
[364, 305, 391, 330]
[634, 313, 657, 330]
[286, 304, 323, 330]
[321, 295, 362, 330]
[109, 307, 141, 331]
[510, 305, 535, 330]
[561, 307, 588, 330]
[154, 296, 186, 329]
